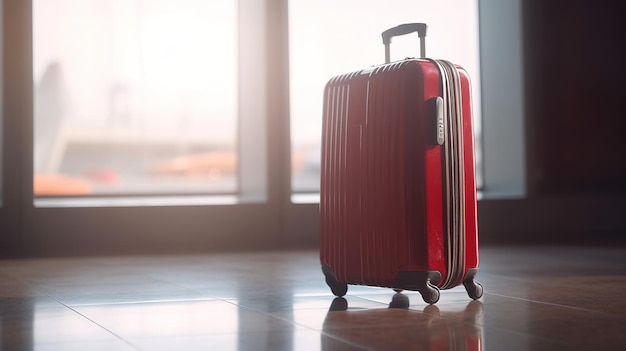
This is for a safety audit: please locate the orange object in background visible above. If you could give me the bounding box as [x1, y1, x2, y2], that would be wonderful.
[149, 151, 237, 177]
[34, 174, 92, 195]
[150, 151, 311, 178]
[83, 168, 119, 184]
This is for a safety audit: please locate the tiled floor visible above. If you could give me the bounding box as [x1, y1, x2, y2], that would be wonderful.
[1, 246, 625, 350]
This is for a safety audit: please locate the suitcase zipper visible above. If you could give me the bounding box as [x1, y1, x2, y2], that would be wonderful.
[429, 59, 466, 289]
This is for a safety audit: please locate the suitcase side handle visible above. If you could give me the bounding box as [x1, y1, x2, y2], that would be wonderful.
[381, 23, 427, 63]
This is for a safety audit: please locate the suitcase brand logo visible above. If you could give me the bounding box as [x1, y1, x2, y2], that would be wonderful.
[437, 118, 445, 144]
[436, 96, 445, 145]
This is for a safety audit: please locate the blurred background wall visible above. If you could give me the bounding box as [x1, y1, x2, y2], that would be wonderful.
[478, 0, 626, 244]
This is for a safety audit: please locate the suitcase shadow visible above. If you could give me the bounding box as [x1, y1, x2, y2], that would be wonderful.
[323, 293, 484, 350]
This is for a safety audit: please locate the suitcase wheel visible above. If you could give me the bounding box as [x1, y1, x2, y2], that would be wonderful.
[325, 276, 348, 297]
[421, 282, 440, 304]
[322, 265, 348, 297]
[463, 277, 484, 300]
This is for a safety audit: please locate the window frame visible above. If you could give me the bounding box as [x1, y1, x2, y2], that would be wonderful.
[0, 0, 299, 257]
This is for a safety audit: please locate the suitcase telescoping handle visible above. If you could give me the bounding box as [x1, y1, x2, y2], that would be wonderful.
[381, 23, 427, 63]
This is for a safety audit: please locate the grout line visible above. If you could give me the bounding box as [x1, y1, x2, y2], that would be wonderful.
[0, 268, 143, 350]
[62, 297, 218, 307]
[216, 297, 380, 351]
[483, 291, 625, 316]
[43, 294, 143, 351]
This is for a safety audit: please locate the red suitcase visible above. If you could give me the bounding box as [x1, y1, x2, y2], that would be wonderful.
[320, 23, 482, 304]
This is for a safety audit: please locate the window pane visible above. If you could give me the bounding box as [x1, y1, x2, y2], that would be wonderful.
[33, 0, 237, 196]
[289, 0, 482, 194]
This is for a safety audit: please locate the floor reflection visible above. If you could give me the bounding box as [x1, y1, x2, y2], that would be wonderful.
[2, 248, 625, 350]
[323, 294, 484, 351]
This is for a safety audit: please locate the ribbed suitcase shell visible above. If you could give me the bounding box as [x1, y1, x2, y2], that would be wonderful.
[320, 58, 481, 303]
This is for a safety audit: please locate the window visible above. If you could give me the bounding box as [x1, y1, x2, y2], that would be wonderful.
[0, 0, 281, 257]
[0, 0, 524, 256]
[478, 0, 525, 198]
[33, 0, 238, 197]
[289, 0, 483, 197]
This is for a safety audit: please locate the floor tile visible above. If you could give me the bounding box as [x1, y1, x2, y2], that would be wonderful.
[30, 339, 136, 351]
[226, 294, 386, 314]
[72, 299, 304, 339]
[130, 329, 349, 351]
[1, 246, 626, 350]
[0, 303, 128, 350]
[46, 284, 209, 307]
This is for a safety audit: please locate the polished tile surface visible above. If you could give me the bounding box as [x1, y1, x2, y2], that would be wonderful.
[1, 246, 625, 350]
